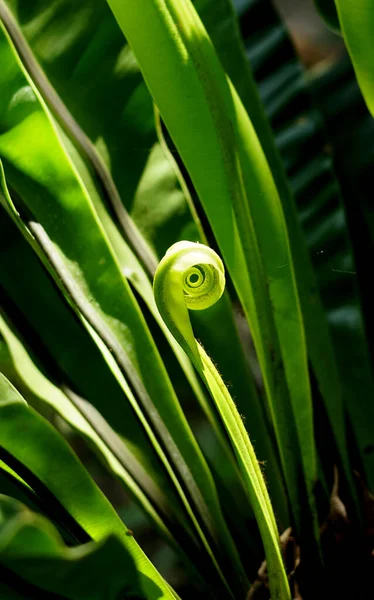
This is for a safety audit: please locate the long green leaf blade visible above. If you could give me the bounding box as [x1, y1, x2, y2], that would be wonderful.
[236, 0, 372, 504]
[229, 0, 353, 508]
[106, 0, 317, 534]
[0, 373, 176, 599]
[0, 21, 247, 594]
[0, 495, 143, 600]
[0, 308, 178, 544]
[0, 0, 290, 536]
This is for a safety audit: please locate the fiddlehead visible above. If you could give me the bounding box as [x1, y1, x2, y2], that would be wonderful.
[153, 240, 225, 365]
[154, 241, 291, 600]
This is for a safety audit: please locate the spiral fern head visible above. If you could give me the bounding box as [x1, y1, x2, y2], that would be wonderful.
[165, 241, 225, 309]
[153, 241, 225, 359]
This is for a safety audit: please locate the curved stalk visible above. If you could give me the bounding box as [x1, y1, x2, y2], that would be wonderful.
[154, 241, 291, 600]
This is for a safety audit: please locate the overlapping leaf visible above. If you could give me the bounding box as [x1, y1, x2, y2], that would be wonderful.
[235, 0, 374, 493]
[0, 495, 143, 600]
[0, 307, 178, 544]
[0, 15, 248, 596]
[0, 373, 175, 599]
[0, 0, 288, 546]
[0, 1, 372, 597]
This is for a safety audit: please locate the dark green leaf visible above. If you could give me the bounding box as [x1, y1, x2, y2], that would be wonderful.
[0, 373, 175, 599]
[0, 495, 143, 600]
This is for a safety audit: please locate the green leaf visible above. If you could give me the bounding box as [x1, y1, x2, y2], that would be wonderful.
[0, 202, 176, 512]
[0, 19, 247, 595]
[235, 0, 370, 521]
[0, 373, 176, 599]
[195, 0, 355, 531]
[228, 0, 363, 529]
[106, 0, 318, 538]
[310, 56, 374, 488]
[0, 202, 236, 595]
[0, 495, 143, 600]
[0, 314, 210, 584]
[0, 308, 178, 545]
[241, 0, 374, 484]
[0, 461, 46, 524]
[0, 0, 289, 536]
[0, 0, 168, 266]
[334, 0, 374, 116]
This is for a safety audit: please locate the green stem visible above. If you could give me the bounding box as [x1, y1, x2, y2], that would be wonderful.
[154, 241, 291, 600]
